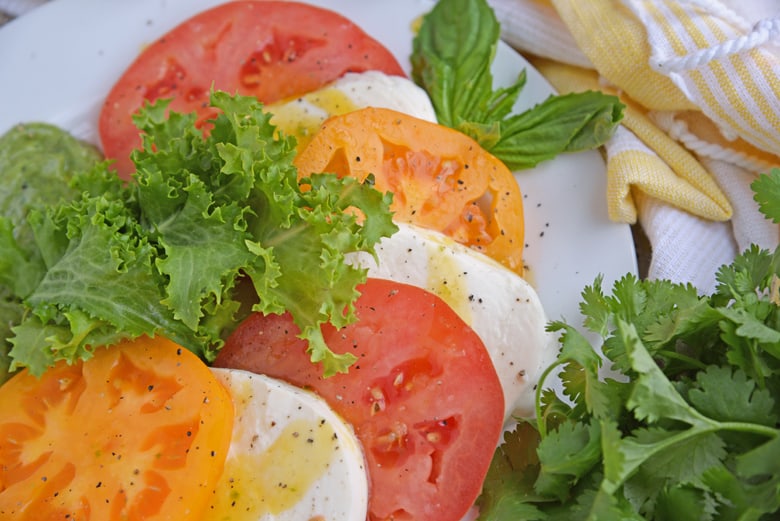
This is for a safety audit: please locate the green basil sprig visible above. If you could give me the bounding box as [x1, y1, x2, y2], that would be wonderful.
[411, 0, 624, 170]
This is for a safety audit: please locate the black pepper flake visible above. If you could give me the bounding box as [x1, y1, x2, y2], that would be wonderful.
[147, 385, 154, 391]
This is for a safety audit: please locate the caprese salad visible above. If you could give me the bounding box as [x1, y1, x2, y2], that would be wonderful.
[0, 1, 622, 520]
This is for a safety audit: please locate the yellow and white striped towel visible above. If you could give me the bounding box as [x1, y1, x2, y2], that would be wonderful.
[490, 0, 780, 293]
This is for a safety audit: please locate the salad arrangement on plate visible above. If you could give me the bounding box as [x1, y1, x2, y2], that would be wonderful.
[5, 0, 777, 519]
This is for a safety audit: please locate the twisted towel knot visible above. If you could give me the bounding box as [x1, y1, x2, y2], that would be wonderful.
[651, 16, 780, 73]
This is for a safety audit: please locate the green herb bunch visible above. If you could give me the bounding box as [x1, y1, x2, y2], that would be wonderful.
[478, 169, 780, 520]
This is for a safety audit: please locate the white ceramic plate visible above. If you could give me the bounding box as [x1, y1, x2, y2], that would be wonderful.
[0, 0, 637, 329]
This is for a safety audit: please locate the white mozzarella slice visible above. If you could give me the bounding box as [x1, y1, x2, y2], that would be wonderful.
[205, 368, 368, 521]
[267, 70, 437, 150]
[346, 223, 558, 422]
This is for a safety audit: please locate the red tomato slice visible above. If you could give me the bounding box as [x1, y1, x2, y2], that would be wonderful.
[99, 0, 405, 178]
[0, 336, 234, 520]
[213, 278, 505, 521]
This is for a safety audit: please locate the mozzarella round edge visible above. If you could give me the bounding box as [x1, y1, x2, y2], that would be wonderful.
[209, 367, 369, 521]
[346, 222, 559, 421]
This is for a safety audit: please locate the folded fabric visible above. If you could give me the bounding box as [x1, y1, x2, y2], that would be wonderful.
[490, 0, 780, 294]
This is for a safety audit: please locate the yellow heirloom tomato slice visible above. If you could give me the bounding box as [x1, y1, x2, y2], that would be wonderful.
[0, 336, 234, 521]
[294, 106, 526, 275]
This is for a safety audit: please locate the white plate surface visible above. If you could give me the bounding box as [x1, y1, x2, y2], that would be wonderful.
[0, 0, 637, 329]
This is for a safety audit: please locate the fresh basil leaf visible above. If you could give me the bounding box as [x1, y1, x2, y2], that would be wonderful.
[412, 0, 623, 170]
[411, 0, 504, 128]
[489, 91, 625, 170]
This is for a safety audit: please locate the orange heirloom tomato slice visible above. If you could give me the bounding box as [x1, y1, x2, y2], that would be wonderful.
[0, 336, 234, 521]
[294, 106, 526, 274]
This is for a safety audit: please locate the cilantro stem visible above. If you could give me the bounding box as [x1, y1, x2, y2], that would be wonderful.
[718, 421, 779, 439]
[534, 360, 565, 439]
[657, 349, 708, 371]
[604, 419, 778, 495]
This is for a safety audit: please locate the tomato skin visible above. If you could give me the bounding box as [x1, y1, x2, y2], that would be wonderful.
[214, 278, 505, 521]
[0, 336, 234, 521]
[99, 0, 406, 178]
[294, 107, 526, 275]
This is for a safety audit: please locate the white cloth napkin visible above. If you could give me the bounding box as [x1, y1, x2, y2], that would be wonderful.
[490, 0, 780, 294]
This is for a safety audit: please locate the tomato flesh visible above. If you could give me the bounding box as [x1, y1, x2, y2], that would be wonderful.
[214, 278, 505, 521]
[294, 107, 526, 274]
[99, 0, 405, 178]
[0, 336, 234, 520]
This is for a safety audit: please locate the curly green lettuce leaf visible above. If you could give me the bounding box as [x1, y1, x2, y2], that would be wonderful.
[0, 123, 105, 382]
[3, 91, 397, 377]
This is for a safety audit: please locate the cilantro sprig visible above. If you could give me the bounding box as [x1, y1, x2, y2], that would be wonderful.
[411, 0, 624, 170]
[0, 91, 397, 378]
[478, 169, 780, 520]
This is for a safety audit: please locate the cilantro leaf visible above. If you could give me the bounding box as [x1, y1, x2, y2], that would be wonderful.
[714, 243, 780, 304]
[476, 423, 546, 521]
[687, 366, 777, 426]
[535, 420, 602, 499]
[620, 319, 710, 427]
[653, 485, 716, 521]
[702, 463, 780, 519]
[752, 168, 780, 223]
